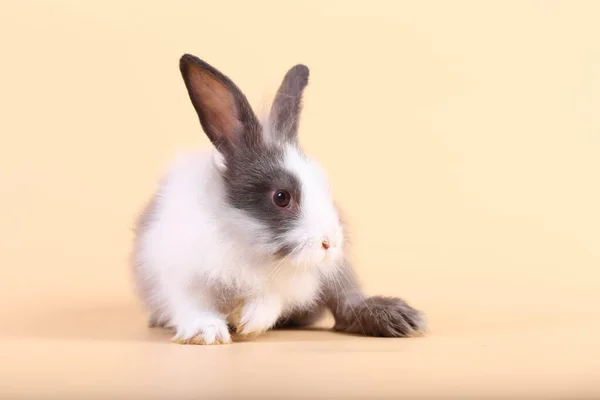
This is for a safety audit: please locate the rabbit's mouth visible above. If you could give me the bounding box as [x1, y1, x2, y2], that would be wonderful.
[272, 234, 344, 271]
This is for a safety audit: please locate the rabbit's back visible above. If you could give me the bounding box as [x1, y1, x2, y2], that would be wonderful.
[131, 149, 244, 317]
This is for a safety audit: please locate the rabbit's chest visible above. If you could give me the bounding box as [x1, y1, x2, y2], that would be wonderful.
[265, 266, 322, 310]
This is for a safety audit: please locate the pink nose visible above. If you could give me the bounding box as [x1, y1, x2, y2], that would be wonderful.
[321, 239, 331, 250]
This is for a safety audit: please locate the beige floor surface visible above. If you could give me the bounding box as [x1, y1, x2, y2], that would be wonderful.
[1, 1, 599, 399]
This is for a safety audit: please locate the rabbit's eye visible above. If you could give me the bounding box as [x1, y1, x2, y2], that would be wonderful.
[272, 190, 291, 208]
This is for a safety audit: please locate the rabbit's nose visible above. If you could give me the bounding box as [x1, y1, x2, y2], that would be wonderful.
[321, 238, 331, 250]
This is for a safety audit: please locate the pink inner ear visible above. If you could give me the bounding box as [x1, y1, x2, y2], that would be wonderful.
[187, 64, 242, 146]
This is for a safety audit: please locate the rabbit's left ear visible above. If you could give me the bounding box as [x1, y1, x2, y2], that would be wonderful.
[269, 64, 310, 143]
[179, 54, 261, 156]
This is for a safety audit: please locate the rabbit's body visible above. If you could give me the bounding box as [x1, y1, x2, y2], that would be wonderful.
[134, 149, 325, 342]
[132, 54, 427, 345]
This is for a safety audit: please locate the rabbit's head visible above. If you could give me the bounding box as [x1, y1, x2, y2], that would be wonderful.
[180, 54, 344, 272]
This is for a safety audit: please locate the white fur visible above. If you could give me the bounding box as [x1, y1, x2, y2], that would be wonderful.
[134, 145, 344, 345]
[278, 146, 344, 268]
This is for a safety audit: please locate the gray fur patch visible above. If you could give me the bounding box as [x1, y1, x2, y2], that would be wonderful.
[222, 143, 303, 258]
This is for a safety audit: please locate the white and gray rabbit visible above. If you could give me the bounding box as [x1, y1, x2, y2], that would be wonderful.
[131, 54, 427, 345]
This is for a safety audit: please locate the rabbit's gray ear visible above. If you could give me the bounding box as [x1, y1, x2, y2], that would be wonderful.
[269, 64, 310, 142]
[179, 54, 261, 155]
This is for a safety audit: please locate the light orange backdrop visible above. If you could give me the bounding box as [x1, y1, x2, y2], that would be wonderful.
[0, 1, 599, 399]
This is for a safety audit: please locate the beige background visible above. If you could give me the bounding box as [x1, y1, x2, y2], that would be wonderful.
[1, 0, 599, 398]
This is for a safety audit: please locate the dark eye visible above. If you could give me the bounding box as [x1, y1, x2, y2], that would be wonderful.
[272, 190, 291, 208]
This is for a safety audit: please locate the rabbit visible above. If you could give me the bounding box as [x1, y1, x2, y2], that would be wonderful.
[131, 53, 427, 345]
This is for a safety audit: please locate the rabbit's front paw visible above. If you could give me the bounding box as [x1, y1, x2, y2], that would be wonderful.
[232, 295, 282, 337]
[334, 296, 427, 338]
[172, 313, 232, 345]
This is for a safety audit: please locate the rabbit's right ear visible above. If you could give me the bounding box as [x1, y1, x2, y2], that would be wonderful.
[269, 64, 310, 143]
[179, 54, 261, 155]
